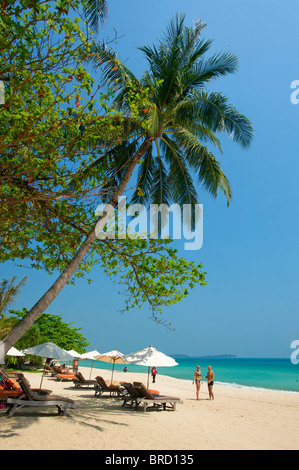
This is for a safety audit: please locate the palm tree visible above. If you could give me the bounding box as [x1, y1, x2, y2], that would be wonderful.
[0, 276, 27, 339]
[87, 14, 253, 218]
[0, 276, 27, 317]
[1, 15, 253, 355]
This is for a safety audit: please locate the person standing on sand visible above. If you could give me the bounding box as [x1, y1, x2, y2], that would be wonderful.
[204, 366, 215, 400]
[151, 366, 157, 383]
[192, 365, 203, 400]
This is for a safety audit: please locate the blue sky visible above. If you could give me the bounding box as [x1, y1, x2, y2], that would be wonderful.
[1, 0, 299, 358]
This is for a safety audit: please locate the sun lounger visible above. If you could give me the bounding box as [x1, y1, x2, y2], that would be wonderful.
[0, 367, 51, 401]
[56, 372, 78, 382]
[94, 376, 125, 397]
[132, 382, 183, 412]
[1, 386, 52, 402]
[73, 372, 97, 388]
[121, 383, 143, 408]
[5, 373, 76, 417]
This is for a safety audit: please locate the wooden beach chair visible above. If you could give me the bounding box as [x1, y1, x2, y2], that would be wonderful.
[5, 373, 76, 417]
[94, 376, 125, 397]
[133, 382, 183, 412]
[73, 372, 97, 388]
[0, 366, 52, 399]
[121, 383, 143, 409]
[1, 385, 52, 403]
[133, 381, 160, 396]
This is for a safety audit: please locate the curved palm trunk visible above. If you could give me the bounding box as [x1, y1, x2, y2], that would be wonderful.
[1, 136, 154, 358]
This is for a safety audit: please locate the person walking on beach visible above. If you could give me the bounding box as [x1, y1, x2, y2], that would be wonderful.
[192, 365, 203, 400]
[204, 366, 215, 400]
[151, 366, 157, 383]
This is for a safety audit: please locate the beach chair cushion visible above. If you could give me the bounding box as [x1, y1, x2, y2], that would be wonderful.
[0, 379, 20, 391]
[133, 382, 160, 398]
[0, 389, 23, 400]
[6, 378, 21, 391]
[57, 373, 77, 381]
[148, 389, 160, 395]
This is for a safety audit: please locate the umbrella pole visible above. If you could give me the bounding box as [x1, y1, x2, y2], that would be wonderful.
[111, 361, 115, 386]
[39, 370, 45, 391]
[88, 360, 94, 387]
[147, 366, 150, 389]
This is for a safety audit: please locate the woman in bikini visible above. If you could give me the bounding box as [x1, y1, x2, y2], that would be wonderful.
[192, 365, 203, 401]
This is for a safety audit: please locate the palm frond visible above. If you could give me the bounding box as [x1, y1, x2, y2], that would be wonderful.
[90, 42, 140, 93]
[0, 276, 27, 316]
[174, 128, 232, 205]
[191, 90, 254, 148]
[197, 151, 232, 205]
[190, 52, 239, 86]
[150, 156, 172, 207]
[131, 145, 155, 206]
[84, 0, 108, 33]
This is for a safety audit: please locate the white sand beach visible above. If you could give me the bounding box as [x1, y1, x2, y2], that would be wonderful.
[1, 365, 298, 450]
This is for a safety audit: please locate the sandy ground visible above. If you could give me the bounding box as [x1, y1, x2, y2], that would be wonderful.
[0, 366, 298, 450]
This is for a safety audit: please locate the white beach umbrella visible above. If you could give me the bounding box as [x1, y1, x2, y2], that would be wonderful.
[67, 349, 83, 359]
[22, 342, 74, 388]
[79, 350, 101, 380]
[94, 349, 129, 385]
[6, 347, 25, 357]
[22, 342, 74, 361]
[124, 345, 178, 387]
[80, 350, 101, 360]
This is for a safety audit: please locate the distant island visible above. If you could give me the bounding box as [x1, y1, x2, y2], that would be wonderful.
[198, 355, 237, 359]
[172, 354, 237, 359]
[171, 354, 190, 358]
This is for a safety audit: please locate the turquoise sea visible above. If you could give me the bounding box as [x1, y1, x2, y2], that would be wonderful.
[81, 358, 299, 393]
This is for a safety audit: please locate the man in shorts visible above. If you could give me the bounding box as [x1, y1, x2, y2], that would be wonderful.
[205, 366, 215, 400]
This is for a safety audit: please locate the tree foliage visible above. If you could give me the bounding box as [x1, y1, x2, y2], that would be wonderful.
[4, 308, 90, 366]
[0, 0, 122, 264]
[0, 3, 208, 333]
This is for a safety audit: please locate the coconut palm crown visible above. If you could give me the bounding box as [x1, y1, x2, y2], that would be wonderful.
[90, 14, 253, 212]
